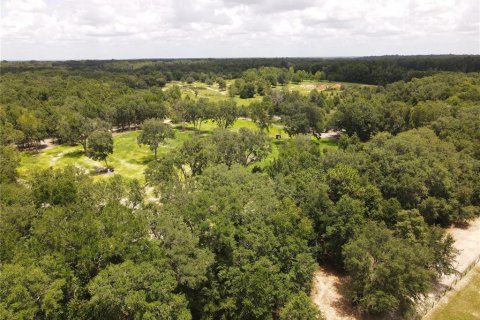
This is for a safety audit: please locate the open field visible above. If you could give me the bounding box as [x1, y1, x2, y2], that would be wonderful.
[18, 129, 195, 181]
[18, 118, 337, 181]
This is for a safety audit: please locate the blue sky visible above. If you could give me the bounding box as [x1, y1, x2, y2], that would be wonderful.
[1, 0, 479, 60]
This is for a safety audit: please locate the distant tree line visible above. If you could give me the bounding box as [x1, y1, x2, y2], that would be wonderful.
[2, 55, 479, 85]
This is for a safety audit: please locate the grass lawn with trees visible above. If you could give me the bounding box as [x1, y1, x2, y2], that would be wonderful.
[164, 79, 358, 105]
[18, 118, 338, 181]
[18, 130, 195, 181]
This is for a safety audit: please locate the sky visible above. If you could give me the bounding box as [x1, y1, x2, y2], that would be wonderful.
[1, 0, 479, 60]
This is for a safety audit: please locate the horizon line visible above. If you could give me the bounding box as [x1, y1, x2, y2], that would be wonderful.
[2, 53, 479, 63]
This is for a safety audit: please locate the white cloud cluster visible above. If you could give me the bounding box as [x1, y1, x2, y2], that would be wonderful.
[1, 0, 478, 59]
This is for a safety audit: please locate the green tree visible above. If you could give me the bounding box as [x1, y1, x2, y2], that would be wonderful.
[0, 145, 20, 183]
[185, 98, 213, 132]
[343, 221, 435, 315]
[87, 129, 113, 168]
[149, 211, 214, 288]
[282, 103, 325, 138]
[56, 109, 84, 145]
[217, 78, 227, 91]
[177, 136, 211, 176]
[213, 100, 238, 129]
[239, 82, 255, 99]
[145, 154, 182, 197]
[137, 119, 175, 160]
[0, 107, 24, 145]
[280, 292, 323, 320]
[0, 262, 67, 320]
[79, 118, 110, 154]
[208, 128, 271, 168]
[250, 99, 273, 132]
[17, 111, 47, 149]
[331, 101, 382, 141]
[88, 260, 191, 320]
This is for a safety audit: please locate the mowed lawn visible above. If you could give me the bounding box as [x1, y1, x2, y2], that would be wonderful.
[427, 266, 480, 320]
[18, 118, 338, 181]
[19, 130, 195, 181]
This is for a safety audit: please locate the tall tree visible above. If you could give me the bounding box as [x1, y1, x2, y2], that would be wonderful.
[250, 99, 274, 132]
[213, 100, 238, 129]
[137, 119, 175, 160]
[343, 221, 443, 316]
[87, 129, 114, 168]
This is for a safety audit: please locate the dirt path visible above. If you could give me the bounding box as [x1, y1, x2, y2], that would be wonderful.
[311, 216, 480, 320]
[444, 218, 480, 280]
[320, 130, 340, 139]
[311, 268, 358, 320]
[40, 138, 55, 149]
[205, 86, 226, 95]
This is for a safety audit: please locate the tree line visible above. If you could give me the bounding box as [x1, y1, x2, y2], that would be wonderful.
[2, 55, 479, 85]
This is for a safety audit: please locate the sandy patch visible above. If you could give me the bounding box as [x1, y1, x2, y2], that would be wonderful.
[311, 268, 357, 320]
[205, 86, 226, 95]
[301, 83, 342, 91]
[321, 130, 341, 139]
[312, 216, 480, 320]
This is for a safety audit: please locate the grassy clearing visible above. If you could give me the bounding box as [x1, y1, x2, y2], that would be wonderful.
[18, 130, 195, 181]
[164, 79, 360, 106]
[18, 118, 337, 182]
[427, 266, 480, 320]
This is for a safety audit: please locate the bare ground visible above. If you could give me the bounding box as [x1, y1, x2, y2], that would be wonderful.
[301, 83, 342, 91]
[311, 216, 480, 320]
[311, 267, 357, 320]
[420, 217, 480, 317]
[320, 130, 341, 139]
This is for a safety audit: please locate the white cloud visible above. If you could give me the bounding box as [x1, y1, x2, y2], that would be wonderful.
[0, 0, 478, 59]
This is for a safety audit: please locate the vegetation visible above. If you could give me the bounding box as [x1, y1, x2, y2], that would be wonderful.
[137, 119, 175, 160]
[426, 266, 480, 320]
[86, 129, 114, 168]
[0, 57, 479, 319]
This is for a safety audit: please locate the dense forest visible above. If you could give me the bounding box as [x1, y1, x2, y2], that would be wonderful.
[1, 56, 479, 319]
[2, 55, 480, 85]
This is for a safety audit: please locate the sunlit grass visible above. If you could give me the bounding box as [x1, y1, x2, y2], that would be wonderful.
[164, 79, 364, 107]
[18, 118, 337, 182]
[427, 266, 480, 320]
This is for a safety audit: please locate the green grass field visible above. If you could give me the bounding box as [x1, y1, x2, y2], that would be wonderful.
[426, 266, 480, 320]
[18, 118, 337, 182]
[163, 79, 368, 105]
[19, 130, 195, 181]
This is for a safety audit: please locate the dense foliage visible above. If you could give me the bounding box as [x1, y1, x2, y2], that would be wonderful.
[1, 57, 479, 319]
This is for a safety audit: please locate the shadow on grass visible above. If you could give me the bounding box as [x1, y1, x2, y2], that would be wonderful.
[63, 150, 84, 159]
[172, 125, 211, 135]
[132, 155, 154, 165]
